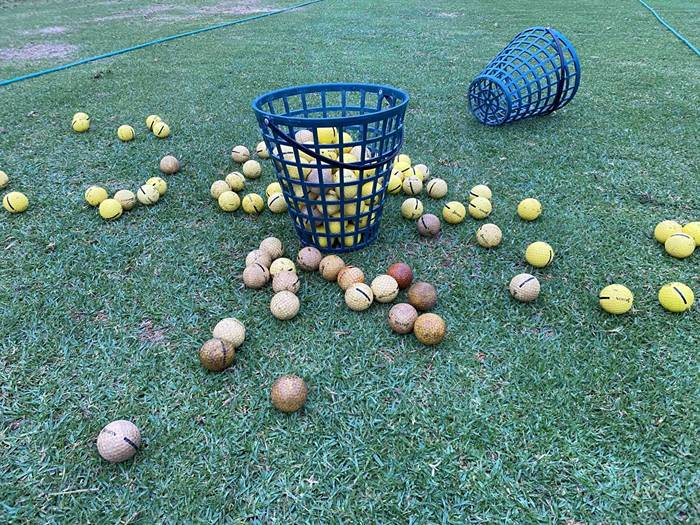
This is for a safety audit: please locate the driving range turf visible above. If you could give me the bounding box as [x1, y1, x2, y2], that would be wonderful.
[1, 0, 699, 522]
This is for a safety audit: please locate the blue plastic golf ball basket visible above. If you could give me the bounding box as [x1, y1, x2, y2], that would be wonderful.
[468, 27, 581, 126]
[252, 83, 409, 253]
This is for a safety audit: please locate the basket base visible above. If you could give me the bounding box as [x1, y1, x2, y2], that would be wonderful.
[468, 76, 511, 126]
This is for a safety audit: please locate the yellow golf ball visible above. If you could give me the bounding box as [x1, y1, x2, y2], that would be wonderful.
[658, 282, 694, 313]
[152, 121, 170, 138]
[225, 172, 245, 192]
[117, 125, 135, 142]
[267, 192, 287, 213]
[517, 198, 542, 221]
[654, 220, 682, 243]
[682, 222, 700, 246]
[468, 196, 492, 219]
[84, 185, 108, 206]
[136, 184, 160, 205]
[145, 114, 161, 130]
[469, 184, 492, 201]
[98, 198, 123, 221]
[599, 284, 634, 314]
[242, 193, 264, 214]
[3, 191, 28, 213]
[266, 182, 282, 198]
[387, 173, 403, 195]
[72, 118, 90, 133]
[218, 191, 241, 212]
[525, 241, 554, 268]
[401, 198, 423, 220]
[146, 176, 167, 196]
[665, 233, 695, 259]
[113, 189, 136, 210]
[442, 201, 466, 224]
[0, 170, 8, 189]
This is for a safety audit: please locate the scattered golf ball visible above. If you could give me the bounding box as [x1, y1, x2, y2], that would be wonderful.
[210, 180, 230, 199]
[260, 237, 284, 260]
[212, 317, 246, 348]
[98, 198, 123, 221]
[598, 284, 634, 314]
[2, 191, 29, 213]
[225, 172, 245, 192]
[145, 114, 161, 130]
[218, 191, 241, 212]
[468, 196, 492, 219]
[476, 223, 502, 248]
[417, 213, 441, 237]
[401, 198, 423, 219]
[0, 170, 8, 189]
[658, 282, 694, 313]
[525, 241, 554, 268]
[388, 303, 418, 334]
[159, 155, 180, 174]
[413, 313, 446, 345]
[199, 338, 235, 372]
[469, 184, 492, 201]
[425, 178, 448, 199]
[242, 160, 262, 179]
[682, 222, 700, 246]
[117, 125, 135, 142]
[509, 273, 540, 302]
[387, 262, 413, 289]
[271, 375, 307, 413]
[136, 184, 160, 205]
[345, 282, 374, 311]
[665, 233, 695, 259]
[654, 220, 682, 243]
[96, 420, 141, 463]
[72, 116, 90, 132]
[243, 263, 270, 289]
[517, 198, 542, 221]
[297, 246, 322, 271]
[337, 265, 365, 290]
[152, 121, 170, 138]
[242, 193, 264, 214]
[442, 201, 466, 224]
[267, 193, 287, 214]
[270, 257, 296, 277]
[146, 176, 167, 196]
[272, 271, 301, 294]
[256, 141, 270, 159]
[231, 145, 250, 163]
[371, 274, 400, 303]
[407, 281, 437, 311]
[113, 189, 136, 211]
[402, 176, 423, 196]
[245, 249, 272, 268]
[270, 291, 300, 320]
[84, 185, 108, 207]
[319, 255, 345, 281]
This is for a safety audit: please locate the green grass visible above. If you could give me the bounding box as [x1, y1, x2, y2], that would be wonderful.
[1, 0, 699, 522]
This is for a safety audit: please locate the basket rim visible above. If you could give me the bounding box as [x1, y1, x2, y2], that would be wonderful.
[251, 82, 410, 127]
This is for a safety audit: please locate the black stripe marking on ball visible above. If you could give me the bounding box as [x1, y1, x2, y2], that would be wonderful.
[673, 286, 688, 304]
[5, 197, 15, 211]
[356, 287, 371, 302]
[547, 249, 553, 265]
[519, 277, 536, 288]
[123, 436, 139, 450]
[420, 217, 427, 229]
[599, 296, 610, 300]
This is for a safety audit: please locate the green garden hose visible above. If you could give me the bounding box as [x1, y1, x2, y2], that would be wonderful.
[638, 0, 700, 57]
[0, 0, 326, 88]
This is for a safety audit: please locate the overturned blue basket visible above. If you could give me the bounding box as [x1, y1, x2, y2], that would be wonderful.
[252, 83, 409, 253]
[468, 27, 581, 126]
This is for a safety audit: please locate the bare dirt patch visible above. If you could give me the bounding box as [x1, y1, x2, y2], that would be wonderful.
[194, 1, 275, 16]
[19, 26, 67, 36]
[138, 320, 168, 344]
[0, 43, 78, 62]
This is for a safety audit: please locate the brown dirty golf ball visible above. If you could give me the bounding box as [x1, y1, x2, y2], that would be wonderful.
[159, 155, 180, 174]
[413, 313, 446, 345]
[417, 213, 441, 237]
[271, 375, 308, 413]
[407, 281, 437, 311]
[387, 262, 413, 289]
[337, 265, 365, 291]
[297, 246, 323, 271]
[212, 317, 246, 348]
[509, 273, 540, 302]
[319, 255, 345, 281]
[243, 263, 270, 289]
[199, 338, 235, 371]
[388, 303, 418, 334]
[272, 271, 301, 294]
[96, 420, 141, 463]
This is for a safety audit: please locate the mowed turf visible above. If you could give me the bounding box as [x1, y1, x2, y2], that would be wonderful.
[1, 0, 699, 522]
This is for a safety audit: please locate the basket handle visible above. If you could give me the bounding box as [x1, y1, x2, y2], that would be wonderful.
[543, 28, 567, 115]
[263, 118, 402, 172]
